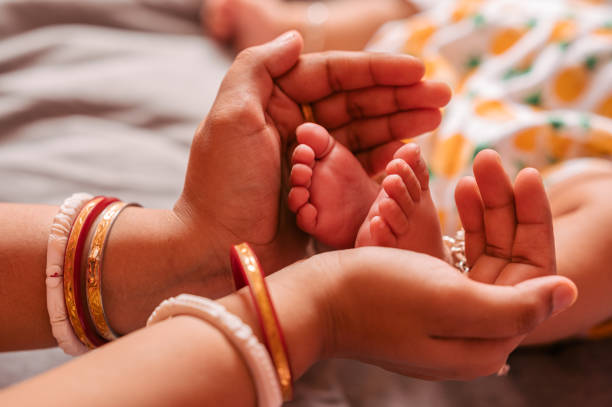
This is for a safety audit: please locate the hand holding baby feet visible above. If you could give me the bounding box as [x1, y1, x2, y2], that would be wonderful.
[354, 143, 447, 260]
[455, 149, 556, 286]
[288, 123, 379, 249]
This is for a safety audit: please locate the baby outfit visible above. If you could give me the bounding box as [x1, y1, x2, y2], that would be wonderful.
[370, 0, 612, 233]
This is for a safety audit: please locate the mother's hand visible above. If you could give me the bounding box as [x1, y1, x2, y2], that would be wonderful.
[306, 248, 577, 380]
[175, 31, 451, 275]
[220, 246, 577, 381]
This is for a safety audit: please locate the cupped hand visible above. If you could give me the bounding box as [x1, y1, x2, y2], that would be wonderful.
[313, 247, 576, 380]
[175, 31, 451, 274]
[455, 149, 556, 286]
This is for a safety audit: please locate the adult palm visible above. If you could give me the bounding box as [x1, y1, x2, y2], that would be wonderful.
[177, 31, 451, 274]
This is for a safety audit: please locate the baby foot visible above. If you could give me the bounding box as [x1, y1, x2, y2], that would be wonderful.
[455, 149, 556, 285]
[288, 123, 379, 249]
[202, 0, 235, 42]
[355, 143, 447, 260]
[202, 0, 288, 50]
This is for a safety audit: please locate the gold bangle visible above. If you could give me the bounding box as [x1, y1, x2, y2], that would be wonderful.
[301, 103, 315, 123]
[231, 243, 293, 401]
[86, 201, 140, 341]
[63, 197, 105, 349]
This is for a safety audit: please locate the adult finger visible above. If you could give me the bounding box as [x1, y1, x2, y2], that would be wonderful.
[496, 168, 557, 285]
[276, 52, 425, 103]
[330, 109, 442, 153]
[354, 141, 405, 175]
[428, 275, 577, 339]
[512, 168, 555, 271]
[312, 81, 452, 130]
[455, 176, 486, 267]
[473, 149, 516, 260]
[212, 30, 303, 123]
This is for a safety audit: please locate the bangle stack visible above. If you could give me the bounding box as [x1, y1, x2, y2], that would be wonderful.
[46, 193, 140, 355]
[148, 243, 293, 406]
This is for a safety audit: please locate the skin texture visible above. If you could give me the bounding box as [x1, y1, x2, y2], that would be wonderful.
[455, 150, 556, 287]
[287, 123, 447, 257]
[523, 164, 612, 344]
[0, 33, 583, 405]
[356, 143, 443, 255]
[0, 32, 450, 349]
[289, 138, 583, 345]
[0, 248, 577, 406]
[174, 31, 450, 276]
[287, 133, 552, 280]
[290, 133, 612, 345]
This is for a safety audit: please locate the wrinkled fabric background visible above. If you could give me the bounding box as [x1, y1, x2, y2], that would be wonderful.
[0, 1, 610, 405]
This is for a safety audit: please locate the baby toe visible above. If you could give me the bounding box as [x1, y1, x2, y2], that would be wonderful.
[290, 163, 313, 187]
[393, 143, 429, 191]
[369, 215, 397, 247]
[296, 123, 335, 159]
[288, 187, 310, 213]
[382, 174, 415, 218]
[378, 195, 410, 236]
[296, 203, 318, 234]
[292, 144, 316, 167]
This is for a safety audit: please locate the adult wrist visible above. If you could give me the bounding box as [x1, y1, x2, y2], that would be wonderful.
[101, 206, 232, 334]
[172, 197, 230, 283]
[219, 253, 335, 380]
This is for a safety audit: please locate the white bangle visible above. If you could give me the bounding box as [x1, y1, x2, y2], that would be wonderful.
[46, 192, 93, 356]
[147, 294, 283, 407]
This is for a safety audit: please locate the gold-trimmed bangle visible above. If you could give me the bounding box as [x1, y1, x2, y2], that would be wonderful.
[86, 201, 140, 341]
[301, 103, 315, 123]
[63, 196, 111, 349]
[231, 243, 293, 401]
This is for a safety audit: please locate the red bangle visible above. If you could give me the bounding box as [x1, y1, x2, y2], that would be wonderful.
[230, 243, 293, 401]
[231, 251, 247, 289]
[64, 196, 118, 348]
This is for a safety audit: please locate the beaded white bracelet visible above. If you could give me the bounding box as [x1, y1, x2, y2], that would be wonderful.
[443, 229, 470, 274]
[147, 294, 282, 407]
[46, 192, 93, 356]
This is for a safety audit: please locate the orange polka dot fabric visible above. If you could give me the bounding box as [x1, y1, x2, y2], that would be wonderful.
[368, 0, 612, 233]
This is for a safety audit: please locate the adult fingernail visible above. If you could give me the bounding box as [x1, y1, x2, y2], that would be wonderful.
[552, 284, 577, 315]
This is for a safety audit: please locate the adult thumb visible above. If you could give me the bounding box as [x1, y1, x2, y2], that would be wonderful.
[217, 31, 303, 104]
[515, 275, 578, 317]
[245, 30, 304, 78]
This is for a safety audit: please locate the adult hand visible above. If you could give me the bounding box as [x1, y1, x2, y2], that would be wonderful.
[455, 149, 556, 286]
[301, 247, 577, 380]
[175, 31, 451, 275]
